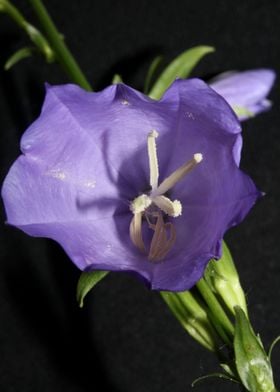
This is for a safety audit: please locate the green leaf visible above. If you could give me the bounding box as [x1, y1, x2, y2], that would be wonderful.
[234, 306, 276, 392]
[76, 270, 109, 308]
[4, 46, 34, 70]
[148, 46, 215, 100]
[143, 55, 163, 94]
[112, 74, 123, 84]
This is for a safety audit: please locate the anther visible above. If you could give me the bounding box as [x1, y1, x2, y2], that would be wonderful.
[148, 213, 177, 261]
[194, 153, 203, 163]
[153, 195, 182, 217]
[130, 194, 152, 214]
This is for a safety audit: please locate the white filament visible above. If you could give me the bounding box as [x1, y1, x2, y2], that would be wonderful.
[153, 153, 203, 197]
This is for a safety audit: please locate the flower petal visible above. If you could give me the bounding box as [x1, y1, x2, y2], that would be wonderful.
[158, 78, 242, 170]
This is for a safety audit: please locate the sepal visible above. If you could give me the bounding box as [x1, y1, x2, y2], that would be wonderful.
[76, 270, 109, 308]
[112, 74, 123, 84]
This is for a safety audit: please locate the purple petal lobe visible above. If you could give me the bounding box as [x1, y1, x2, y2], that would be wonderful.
[2, 80, 261, 291]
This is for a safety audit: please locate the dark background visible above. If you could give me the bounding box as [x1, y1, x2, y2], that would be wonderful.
[0, 0, 280, 391]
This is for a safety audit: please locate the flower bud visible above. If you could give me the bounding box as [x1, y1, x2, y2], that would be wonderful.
[210, 69, 276, 121]
[204, 241, 248, 316]
[234, 306, 276, 392]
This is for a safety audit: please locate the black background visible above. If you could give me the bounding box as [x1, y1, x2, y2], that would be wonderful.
[0, 1, 280, 391]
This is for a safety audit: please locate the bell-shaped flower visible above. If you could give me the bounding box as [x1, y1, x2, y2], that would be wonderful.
[1, 79, 261, 291]
[210, 69, 276, 120]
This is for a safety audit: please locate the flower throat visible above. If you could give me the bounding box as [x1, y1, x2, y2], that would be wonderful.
[129, 130, 203, 261]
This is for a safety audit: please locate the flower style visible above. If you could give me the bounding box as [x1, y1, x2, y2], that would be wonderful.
[2, 79, 261, 291]
[210, 69, 276, 120]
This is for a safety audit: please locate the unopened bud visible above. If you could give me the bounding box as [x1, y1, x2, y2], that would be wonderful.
[234, 306, 276, 392]
[204, 241, 248, 316]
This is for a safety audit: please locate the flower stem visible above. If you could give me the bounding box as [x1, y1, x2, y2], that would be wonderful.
[28, 0, 92, 90]
[1, 0, 26, 27]
[196, 277, 234, 340]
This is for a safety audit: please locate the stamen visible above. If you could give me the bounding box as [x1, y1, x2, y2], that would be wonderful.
[130, 194, 152, 214]
[148, 213, 177, 261]
[154, 153, 203, 196]
[153, 195, 182, 217]
[147, 130, 159, 190]
[129, 213, 146, 253]
[148, 213, 167, 260]
[154, 222, 176, 260]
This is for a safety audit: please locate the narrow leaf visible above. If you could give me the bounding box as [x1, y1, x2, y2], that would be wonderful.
[148, 45, 215, 100]
[144, 55, 163, 94]
[4, 47, 34, 70]
[76, 270, 109, 308]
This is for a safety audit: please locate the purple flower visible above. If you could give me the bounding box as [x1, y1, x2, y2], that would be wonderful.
[210, 69, 276, 120]
[1, 79, 260, 291]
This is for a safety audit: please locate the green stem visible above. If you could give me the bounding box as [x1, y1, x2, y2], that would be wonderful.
[0, 0, 26, 27]
[28, 0, 92, 90]
[1, 0, 54, 62]
[196, 278, 234, 340]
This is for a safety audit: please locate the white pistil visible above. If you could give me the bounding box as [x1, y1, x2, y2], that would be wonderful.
[147, 130, 159, 190]
[153, 153, 203, 196]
